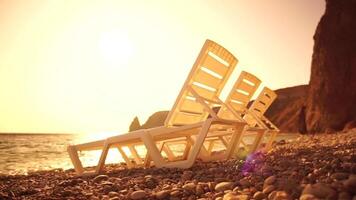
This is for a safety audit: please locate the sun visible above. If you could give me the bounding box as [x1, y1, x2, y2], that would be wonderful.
[98, 29, 134, 66]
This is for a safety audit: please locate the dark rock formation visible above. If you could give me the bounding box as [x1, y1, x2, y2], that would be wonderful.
[306, 0, 356, 133]
[128, 111, 169, 131]
[140, 111, 168, 129]
[129, 116, 141, 132]
[265, 85, 308, 133]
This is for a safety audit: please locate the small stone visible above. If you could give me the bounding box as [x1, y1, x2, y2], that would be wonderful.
[299, 194, 317, 200]
[170, 190, 182, 197]
[102, 196, 110, 200]
[156, 190, 170, 199]
[93, 175, 109, 183]
[196, 185, 204, 195]
[253, 191, 265, 200]
[270, 191, 290, 200]
[263, 185, 275, 194]
[182, 170, 194, 180]
[344, 177, 356, 194]
[215, 182, 234, 192]
[302, 183, 336, 199]
[268, 191, 277, 199]
[239, 178, 250, 188]
[338, 192, 352, 200]
[130, 190, 147, 200]
[183, 183, 196, 192]
[108, 191, 118, 197]
[264, 176, 276, 185]
[331, 172, 349, 180]
[223, 193, 248, 200]
[61, 190, 73, 197]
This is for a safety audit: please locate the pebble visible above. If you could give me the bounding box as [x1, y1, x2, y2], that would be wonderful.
[264, 175, 276, 185]
[155, 190, 170, 199]
[93, 175, 109, 183]
[239, 178, 250, 188]
[215, 182, 234, 192]
[299, 194, 317, 200]
[331, 172, 349, 180]
[108, 191, 118, 197]
[223, 193, 249, 200]
[262, 185, 275, 194]
[130, 190, 147, 199]
[183, 183, 196, 192]
[302, 183, 336, 199]
[253, 191, 265, 200]
[269, 191, 290, 200]
[170, 190, 182, 197]
[344, 177, 356, 194]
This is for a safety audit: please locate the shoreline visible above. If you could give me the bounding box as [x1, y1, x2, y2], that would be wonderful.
[0, 130, 355, 200]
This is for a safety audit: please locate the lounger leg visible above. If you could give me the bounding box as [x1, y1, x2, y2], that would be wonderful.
[67, 145, 84, 175]
[128, 145, 142, 165]
[207, 141, 215, 155]
[162, 144, 176, 161]
[95, 143, 111, 174]
[182, 138, 192, 160]
[144, 142, 164, 168]
[188, 135, 210, 161]
[179, 119, 213, 168]
[117, 147, 135, 169]
[250, 130, 266, 153]
[141, 133, 166, 167]
[265, 131, 278, 151]
[225, 124, 245, 159]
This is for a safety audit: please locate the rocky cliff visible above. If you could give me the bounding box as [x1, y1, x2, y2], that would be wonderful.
[265, 85, 308, 133]
[306, 0, 356, 132]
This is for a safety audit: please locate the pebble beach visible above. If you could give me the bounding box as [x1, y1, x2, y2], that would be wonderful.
[0, 130, 355, 200]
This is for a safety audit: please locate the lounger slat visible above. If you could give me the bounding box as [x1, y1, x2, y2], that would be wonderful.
[173, 112, 204, 125]
[230, 102, 246, 112]
[193, 69, 222, 90]
[230, 92, 250, 104]
[179, 99, 205, 114]
[201, 55, 229, 77]
[238, 81, 255, 95]
[249, 87, 277, 117]
[190, 85, 216, 100]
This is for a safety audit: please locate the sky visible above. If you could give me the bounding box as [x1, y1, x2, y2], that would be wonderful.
[0, 0, 325, 135]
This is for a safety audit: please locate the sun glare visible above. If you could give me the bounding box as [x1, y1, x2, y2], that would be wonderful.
[98, 30, 134, 66]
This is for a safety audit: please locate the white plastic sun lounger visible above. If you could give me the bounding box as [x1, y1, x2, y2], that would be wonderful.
[193, 72, 279, 157]
[67, 39, 246, 175]
[158, 71, 262, 160]
[241, 87, 279, 151]
[214, 85, 279, 155]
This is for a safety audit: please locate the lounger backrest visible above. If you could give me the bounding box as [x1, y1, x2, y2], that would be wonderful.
[218, 71, 261, 120]
[243, 87, 277, 127]
[165, 40, 238, 127]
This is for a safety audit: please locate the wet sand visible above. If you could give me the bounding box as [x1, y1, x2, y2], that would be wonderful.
[0, 130, 355, 200]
